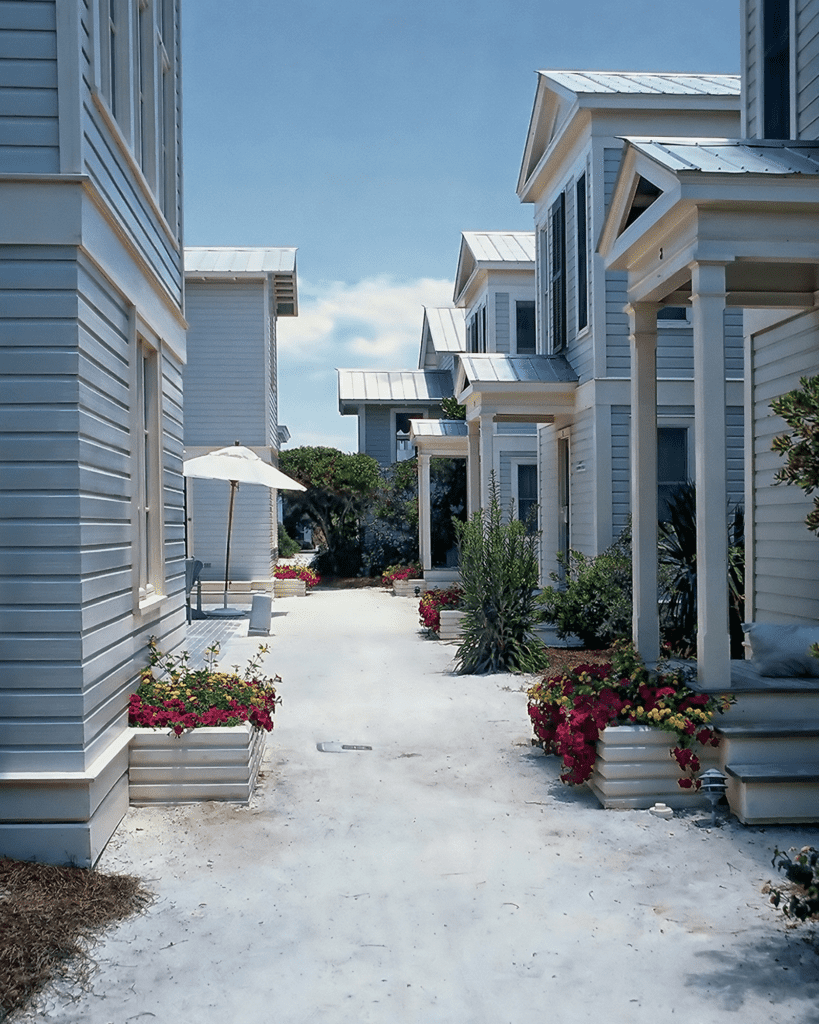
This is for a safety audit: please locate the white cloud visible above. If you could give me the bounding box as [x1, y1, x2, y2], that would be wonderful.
[278, 275, 455, 368]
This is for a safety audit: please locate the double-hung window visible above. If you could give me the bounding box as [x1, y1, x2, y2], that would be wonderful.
[657, 426, 689, 522]
[576, 174, 588, 332]
[515, 300, 536, 355]
[516, 464, 538, 533]
[549, 193, 566, 352]
[762, 0, 791, 139]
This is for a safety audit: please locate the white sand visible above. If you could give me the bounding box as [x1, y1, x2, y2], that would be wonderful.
[15, 589, 819, 1023]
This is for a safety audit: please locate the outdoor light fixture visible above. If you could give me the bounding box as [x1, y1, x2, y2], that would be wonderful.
[414, 586, 421, 597]
[698, 768, 728, 827]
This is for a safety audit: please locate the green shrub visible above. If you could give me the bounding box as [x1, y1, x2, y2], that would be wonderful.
[277, 522, 301, 558]
[538, 533, 633, 649]
[453, 476, 548, 675]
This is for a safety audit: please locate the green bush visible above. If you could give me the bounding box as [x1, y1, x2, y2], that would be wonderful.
[453, 476, 548, 675]
[277, 522, 301, 558]
[538, 533, 633, 649]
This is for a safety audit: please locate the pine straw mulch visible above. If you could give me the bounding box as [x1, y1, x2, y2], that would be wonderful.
[0, 858, 152, 1021]
[541, 647, 616, 677]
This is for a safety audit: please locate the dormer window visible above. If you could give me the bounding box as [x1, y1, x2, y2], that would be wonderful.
[762, 0, 791, 138]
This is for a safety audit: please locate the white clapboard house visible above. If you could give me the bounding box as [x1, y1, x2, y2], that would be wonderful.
[598, 0, 819, 821]
[0, 1, 185, 864]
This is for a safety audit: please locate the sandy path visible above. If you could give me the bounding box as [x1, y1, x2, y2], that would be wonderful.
[16, 589, 819, 1023]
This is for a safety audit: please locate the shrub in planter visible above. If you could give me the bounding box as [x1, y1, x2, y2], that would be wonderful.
[273, 564, 321, 587]
[419, 585, 463, 634]
[526, 641, 733, 789]
[129, 638, 281, 736]
[381, 563, 422, 587]
[453, 476, 548, 674]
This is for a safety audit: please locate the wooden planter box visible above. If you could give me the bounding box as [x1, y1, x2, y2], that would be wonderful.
[393, 579, 427, 598]
[128, 723, 267, 805]
[587, 724, 719, 810]
[274, 578, 307, 598]
[438, 608, 465, 641]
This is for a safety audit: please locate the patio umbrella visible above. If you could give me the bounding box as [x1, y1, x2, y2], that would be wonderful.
[183, 442, 306, 613]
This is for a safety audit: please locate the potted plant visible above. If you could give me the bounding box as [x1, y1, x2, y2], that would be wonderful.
[128, 638, 281, 804]
[382, 563, 424, 597]
[418, 585, 464, 639]
[526, 642, 733, 809]
[273, 564, 320, 597]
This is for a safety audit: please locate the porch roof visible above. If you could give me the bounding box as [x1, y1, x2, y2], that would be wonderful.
[409, 418, 468, 456]
[338, 368, 454, 414]
[456, 353, 577, 389]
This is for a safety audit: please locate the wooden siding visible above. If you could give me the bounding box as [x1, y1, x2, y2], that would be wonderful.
[363, 405, 392, 465]
[568, 409, 595, 554]
[0, 0, 59, 172]
[606, 272, 630, 375]
[603, 145, 624, 213]
[797, 0, 819, 137]
[77, 1, 183, 308]
[494, 292, 510, 353]
[0, 245, 185, 774]
[189, 477, 273, 583]
[499, 449, 536, 514]
[751, 310, 819, 622]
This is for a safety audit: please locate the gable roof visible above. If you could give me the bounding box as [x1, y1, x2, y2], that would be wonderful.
[455, 353, 577, 395]
[517, 70, 740, 202]
[418, 307, 466, 368]
[453, 231, 535, 305]
[338, 369, 453, 415]
[623, 138, 819, 175]
[184, 247, 299, 316]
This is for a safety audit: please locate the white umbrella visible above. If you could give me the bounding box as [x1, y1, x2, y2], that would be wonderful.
[183, 442, 306, 612]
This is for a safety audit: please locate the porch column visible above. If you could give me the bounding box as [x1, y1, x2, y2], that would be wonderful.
[628, 301, 661, 666]
[418, 451, 432, 572]
[479, 413, 494, 508]
[691, 262, 730, 689]
[467, 419, 480, 516]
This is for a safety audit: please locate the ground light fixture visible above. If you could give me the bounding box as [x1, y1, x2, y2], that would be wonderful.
[699, 768, 728, 826]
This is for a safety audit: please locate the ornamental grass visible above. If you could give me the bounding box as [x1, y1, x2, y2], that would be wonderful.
[527, 641, 733, 789]
[129, 638, 281, 737]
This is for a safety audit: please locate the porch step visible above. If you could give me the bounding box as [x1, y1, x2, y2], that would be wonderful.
[723, 762, 819, 825]
[717, 723, 819, 764]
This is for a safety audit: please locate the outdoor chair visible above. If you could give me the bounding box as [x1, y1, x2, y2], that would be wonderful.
[185, 557, 205, 622]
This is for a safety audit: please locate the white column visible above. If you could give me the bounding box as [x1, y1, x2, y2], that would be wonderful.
[467, 420, 480, 516]
[479, 413, 494, 508]
[628, 301, 661, 666]
[691, 262, 730, 689]
[418, 451, 432, 572]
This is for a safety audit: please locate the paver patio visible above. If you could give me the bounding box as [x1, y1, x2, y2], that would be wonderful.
[15, 589, 819, 1023]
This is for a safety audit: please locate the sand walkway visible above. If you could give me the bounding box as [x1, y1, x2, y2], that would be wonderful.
[15, 588, 819, 1023]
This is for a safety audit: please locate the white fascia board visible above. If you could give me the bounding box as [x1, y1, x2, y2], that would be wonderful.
[518, 103, 588, 205]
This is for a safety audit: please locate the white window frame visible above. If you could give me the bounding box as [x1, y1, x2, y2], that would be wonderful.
[657, 418, 693, 520]
[511, 458, 539, 532]
[657, 305, 692, 328]
[392, 409, 421, 464]
[575, 170, 590, 337]
[133, 322, 165, 610]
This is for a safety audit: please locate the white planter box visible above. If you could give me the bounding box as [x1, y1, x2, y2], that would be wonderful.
[128, 723, 267, 805]
[438, 608, 465, 641]
[588, 724, 719, 810]
[274, 579, 307, 598]
[393, 579, 426, 598]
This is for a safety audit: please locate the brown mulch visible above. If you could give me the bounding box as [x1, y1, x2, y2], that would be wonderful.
[314, 577, 383, 589]
[541, 647, 615, 677]
[0, 858, 152, 1021]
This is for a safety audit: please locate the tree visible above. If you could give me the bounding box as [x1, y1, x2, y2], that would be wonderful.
[279, 447, 381, 577]
[771, 373, 819, 535]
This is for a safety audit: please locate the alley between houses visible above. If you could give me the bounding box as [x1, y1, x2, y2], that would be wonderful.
[16, 589, 819, 1024]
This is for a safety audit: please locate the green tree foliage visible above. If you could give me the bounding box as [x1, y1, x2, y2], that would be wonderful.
[453, 476, 548, 674]
[440, 396, 466, 420]
[279, 447, 381, 576]
[771, 374, 819, 535]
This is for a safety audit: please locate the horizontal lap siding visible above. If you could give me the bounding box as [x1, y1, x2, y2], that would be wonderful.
[190, 477, 272, 583]
[569, 409, 595, 554]
[494, 293, 510, 353]
[0, 2, 59, 172]
[499, 448, 536, 515]
[797, 0, 819, 137]
[606, 273, 630, 375]
[751, 310, 819, 622]
[611, 406, 630, 538]
[363, 405, 391, 466]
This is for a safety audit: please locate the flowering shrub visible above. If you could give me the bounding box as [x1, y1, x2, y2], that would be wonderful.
[129, 638, 281, 737]
[419, 586, 463, 633]
[273, 564, 320, 586]
[381, 563, 422, 586]
[526, 642, 733, 789]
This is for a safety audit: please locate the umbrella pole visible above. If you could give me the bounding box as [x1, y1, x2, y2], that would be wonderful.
[223, 479, 238, 609]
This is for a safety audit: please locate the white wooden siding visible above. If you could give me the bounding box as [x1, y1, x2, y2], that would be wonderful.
[797, 0, 819, 137]
[494, 292, 510, 353]
[750, 309, 819, 622]
[0, 0, 60, 172]
[363, 405, 392, 465]
[606, 273, 630, 375]
[568, 408, 595, 554]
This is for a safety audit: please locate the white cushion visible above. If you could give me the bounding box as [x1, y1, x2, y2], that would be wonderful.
[743, 623, 819, 678]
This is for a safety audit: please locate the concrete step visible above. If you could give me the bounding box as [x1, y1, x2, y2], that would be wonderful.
[718, 688, 819, 724]
[723, 762, 819, 824]
[716, 724, 819, 766]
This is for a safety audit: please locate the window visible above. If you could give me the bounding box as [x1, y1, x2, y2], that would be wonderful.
[657, 427, 688, 521]
[516, 463, 538, 533]
[395, 412, 418, 463]
[136, 338, 163, 602]
[549, 193, 566, 351]
[763, 0, 791, 139]
[103, 0, 119, 119]
[515, 300, 536, 355]
[467, 305, 486, 353]
[576, 174, 588, 332]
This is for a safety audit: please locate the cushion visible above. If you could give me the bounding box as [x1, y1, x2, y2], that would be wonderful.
[743, 622, 819, 678]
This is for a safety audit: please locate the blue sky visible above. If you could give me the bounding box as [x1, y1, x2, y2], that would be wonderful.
[181, 0, 740, 451]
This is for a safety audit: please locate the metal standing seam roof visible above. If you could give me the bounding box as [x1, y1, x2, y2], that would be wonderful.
[338, 369, 455, 405]
[625, 138, 819, 175]
[184, 247, 298, 274]
[540, 71, 740, 97]
[460, 232, 536, 264]
[457, 354, 578, 385]
[425, 307, 467, 353]
[409, 420, 468, 438]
